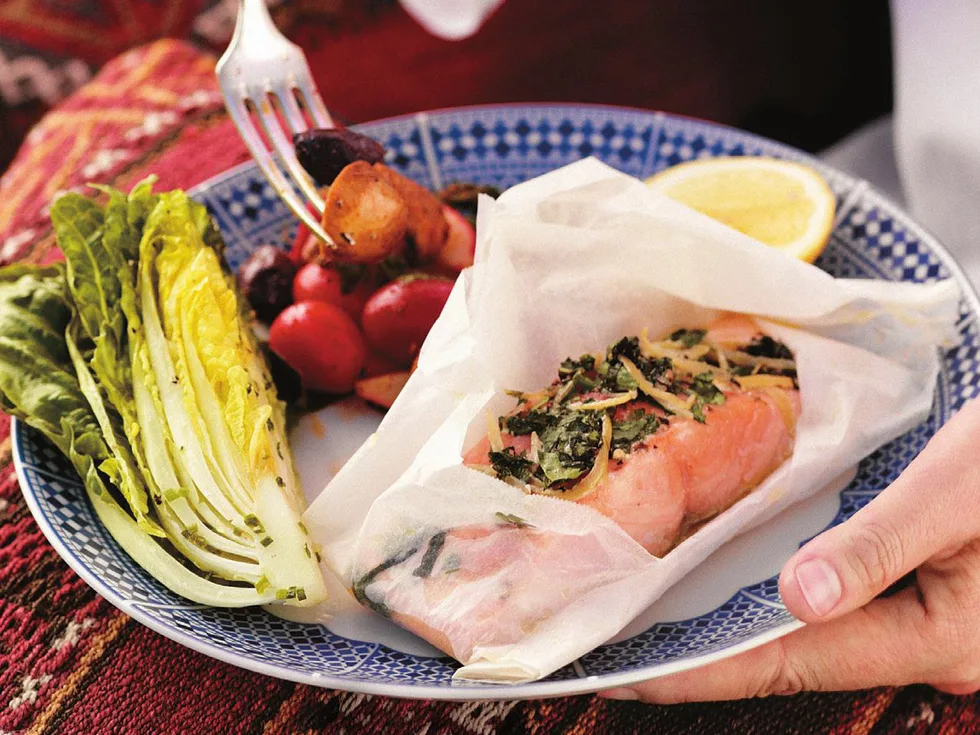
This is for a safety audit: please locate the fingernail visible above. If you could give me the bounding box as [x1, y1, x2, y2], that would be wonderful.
[794, 558, 842, 617]
[598, 687, 639, 701]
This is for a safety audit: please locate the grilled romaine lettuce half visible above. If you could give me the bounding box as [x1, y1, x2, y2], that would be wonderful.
[0, 181, 325, 607]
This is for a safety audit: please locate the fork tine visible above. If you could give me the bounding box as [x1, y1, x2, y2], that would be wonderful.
[278, 89, 311, 135]
[294, 80, 333, 129]
[254, 93, 325, 213]
[225, 98, 335, 249]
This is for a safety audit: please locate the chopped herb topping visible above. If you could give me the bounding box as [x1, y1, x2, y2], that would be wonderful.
[484, 326, 794, 490]
[274, 585, 307, 601]
[502, 408, 556, 436]
[690, 372, 726, 423]
[352, 542, 423, 617]
[537, 410, 603, 483]
[254, 576, 270, 594]
[611, 410, 661, 453]
[494, 512, 535, 529]
[260, 536, 273, 547]
[488, 446, 534, 482]
[670, 328, 707, 348]
[608, 336, 642, 363]
[412, 531, 448, 579]
[744, 335, 793, 360]
[598, 360, 639, 393]
[559, 354, 596, 376]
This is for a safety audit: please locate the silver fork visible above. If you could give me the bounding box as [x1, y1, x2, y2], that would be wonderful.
[216, 0, 335, 247]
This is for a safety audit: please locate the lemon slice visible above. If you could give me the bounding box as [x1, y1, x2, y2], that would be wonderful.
[646, 156, 836, 263]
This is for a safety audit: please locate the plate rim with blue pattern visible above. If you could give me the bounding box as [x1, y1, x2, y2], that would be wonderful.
[14, 103, 980, 700]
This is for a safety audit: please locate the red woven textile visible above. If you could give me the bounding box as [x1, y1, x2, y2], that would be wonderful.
[0, 39, 973, 735]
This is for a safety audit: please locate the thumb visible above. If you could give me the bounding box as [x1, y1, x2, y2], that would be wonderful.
[780, 408, 980, 622]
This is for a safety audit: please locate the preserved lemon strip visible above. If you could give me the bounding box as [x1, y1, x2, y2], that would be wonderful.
[619, 357, 695, 419]
[639, 329, 723, 378]
[722, 350, 796, 372]
[567, 391, 636, 411]
[734, 374, 796, 390]
[486, 409, 504, 452]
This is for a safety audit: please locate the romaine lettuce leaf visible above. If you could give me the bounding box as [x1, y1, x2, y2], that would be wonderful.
[1, 181, 327, 608]
[138, 191, 325, 603]
[52, 186, 160, 535]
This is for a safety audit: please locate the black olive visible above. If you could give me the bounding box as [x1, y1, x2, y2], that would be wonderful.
[438, 182, 501, 222]
[293, 128, 386, 186]
[237, 245, 296, 323]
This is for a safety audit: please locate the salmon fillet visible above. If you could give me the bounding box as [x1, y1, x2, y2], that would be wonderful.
[351, 315, 801, 661]
[464, 314, 800, 555]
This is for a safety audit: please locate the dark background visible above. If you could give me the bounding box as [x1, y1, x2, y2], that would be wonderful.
[0, 0, 893, 169]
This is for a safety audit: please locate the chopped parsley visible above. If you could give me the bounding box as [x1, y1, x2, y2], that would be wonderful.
[607, 336, 642, 363]
[412, 531, 448, 579]
[502, 408, 556, 436]
[537, 410, 604, 483]
[691, 373, 725, 404]
[670, 328, 707, 348]
[488, 446, 534, 482]
[559, 354, 596, 377]
[743, 335, 793, 360]
[611, 410, 661, 453]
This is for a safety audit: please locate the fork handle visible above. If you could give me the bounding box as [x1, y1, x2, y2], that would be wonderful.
[235, 0, 282, 47]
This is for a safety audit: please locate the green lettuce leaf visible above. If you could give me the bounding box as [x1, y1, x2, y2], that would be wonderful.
[138, 191, 325, 603]
[0, 266, 263, 604]
[52, 186, 161, 536]
[2, 180, 326, 608]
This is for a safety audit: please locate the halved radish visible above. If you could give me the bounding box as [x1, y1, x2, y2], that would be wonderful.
[436, 206, 476, 272]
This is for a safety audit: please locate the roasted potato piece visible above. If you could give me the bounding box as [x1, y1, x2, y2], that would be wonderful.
[322, 161, 409, 263]
[373, 164, 449, 261]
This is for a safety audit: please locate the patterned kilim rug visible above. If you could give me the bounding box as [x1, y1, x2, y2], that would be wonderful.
[0, 40, 973, 735]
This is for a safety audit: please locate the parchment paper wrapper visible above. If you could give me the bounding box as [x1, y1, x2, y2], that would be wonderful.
[305, 158, 960, 683]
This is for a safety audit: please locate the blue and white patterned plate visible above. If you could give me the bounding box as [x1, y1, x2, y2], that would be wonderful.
[14, 104, 980, 700]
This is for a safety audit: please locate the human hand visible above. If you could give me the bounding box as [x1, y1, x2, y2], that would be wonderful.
[599, 398, 980, 702]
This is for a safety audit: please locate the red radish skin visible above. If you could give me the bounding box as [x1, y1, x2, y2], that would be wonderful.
[292, 264, 375, 320]
[288, 203, 325, 265]
[436, 206, 476, 272]
[361, 350, 402, 378]
[361, 276, 454, 365]
[289, 220, 312, 265]
[269, 302, 367, 394]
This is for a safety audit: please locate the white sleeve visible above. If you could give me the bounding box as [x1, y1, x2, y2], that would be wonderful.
[398, 0, 505, 40]
[892, 0, 980, 288]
